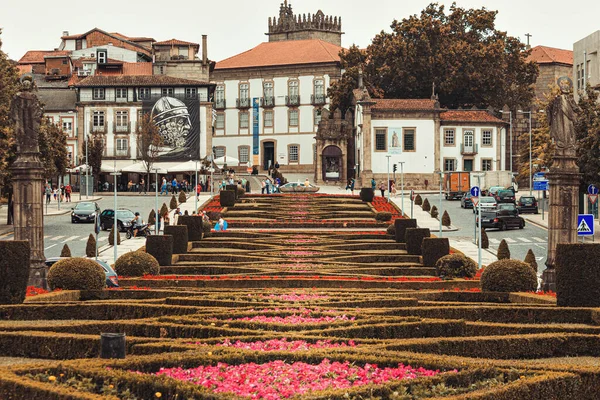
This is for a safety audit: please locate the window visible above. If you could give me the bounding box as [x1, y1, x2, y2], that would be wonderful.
[115, 88, 127, 99]
[115, 111, 128, 132]
[97, 50, 107, 64]
[239, 112, 249, 129]
[92, 111, 105, 127]
[403, 128, 416, 151]
[264, 110, 274, 128]
[263, 81, 273, 98]
[482, 129, 492, 146]
[239, 147, 250, 163]
[92, 88, 105, 100]
[314, 108, 322, 125]
[444, 129, 455, 146]
[215, 113, 225, 129]
[239, 83, 249, 100]
[375, 129, 387, 151]
[62, 121, 73, 135]
[482, 159, 493, 171]
[116, 138, 128, 151]
[215, 85, 225, 108]
[178, 46, 187, 56]
[214, 147, 225, 158]
[185, 88, 197, 99]
[161, 88, 174, 97]
[313, 79, 325, 104]
[288, 80, 299, 97]
[444, 159, 456, 171]
[138, 88, 150, 100]
[62, 59, 68, 65]
[288, 144, 299, 163]
[289, 109, 299, 127]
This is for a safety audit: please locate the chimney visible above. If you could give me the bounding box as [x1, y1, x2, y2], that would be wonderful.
[62, 31, 69, 37]
[357, 68, 364, 89]
[202, 35, 208, 65]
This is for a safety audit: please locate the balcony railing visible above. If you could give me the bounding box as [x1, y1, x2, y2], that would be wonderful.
[261, 96, 275, 108]
[214, 99, 226, 109]
[460, 143, 479, 155]
[311, 94, 326, 105]
[90, 123, 106, 134]
[286, 95, 300, 106]
[114, 148, 130, 158]
[236, 98, 251, 109]
[114, 122, 131, 133]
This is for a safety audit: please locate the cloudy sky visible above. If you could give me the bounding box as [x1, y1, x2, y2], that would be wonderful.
[1, 0, 596, 62]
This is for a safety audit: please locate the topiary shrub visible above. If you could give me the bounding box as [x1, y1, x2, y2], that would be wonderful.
[386, 224, 395, 236]
[497, 239, 510, 260]
[556, 243, 600, 307]
[85, 234, 96, 258]
[202, 220, 213, 238]
[47, 257, 105, 290]
[146, 235, 174, 266]
[442, 210, 451, 227]
[220, 190, 236, 207]
[108, 225, 121, 246]
[169, 195, 178, 210]
[0, 241, 30, 304]
[178, 191, 187, 204]
[481, 228, 489, 249]
[165, 225, 189, 254]
[206, 211, 221, 221]
[480, 259, 538, 293]
[226, 185, 238, 199]
[394, 219, 417, 243]
[160, 203, 169, 219]
[114, 251, 160, 277]
[60, 244, 71, 258]
[148, 209, 156, 226]
[405, 228, 431, 255]
[236, 186, 246, 198]
[375, 212, 392, 222]
[524, 249, 538, 274]
[178, 215, 203, 241]
[430, 205, 438, 218]
[414, 194, 423, 206]
[422, 238, 450, 268]
[359, 188, 374, 202]
[422, 198, 431, 211]
[436, 254, 477, 279]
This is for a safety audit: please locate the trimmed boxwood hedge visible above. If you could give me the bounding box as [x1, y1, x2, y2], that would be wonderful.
[556, 243, 600, 307]
[220, 190, 236, 207]
[0, 241, 30, 304]
[436, 253, 477, 278]
[164, 225, 189, 254]
[114, 251, 160, 277]
[405, 228, 431, 255]
[47, 258, 105, 291]
[145, 235, 173, 267]
[422, 237, 449, 267]
[394, 218, 417, 243]
[226, 184, 238, 199]
[481, 259, 538, 293]
[359, 188, 374, 202]
[177, 215, 203, 241]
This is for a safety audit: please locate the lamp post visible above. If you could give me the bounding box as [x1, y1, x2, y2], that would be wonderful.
[152, 167, 159, 234]
[474, 174, 483, 271]
[195, 159, 198, 212]
[518, 110, 533, 195]
[437, 171, 443, 237]
[110, 161, 121, 263]
[500, 110, 513, 172]
[398, 162, 405, 216]
[386, 155, 391, 202]
[85, 131, 89, 199]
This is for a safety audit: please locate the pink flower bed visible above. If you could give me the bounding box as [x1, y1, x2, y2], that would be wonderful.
[250, 293, 329, 301]
[231, 314, 353, 324]
[192, 338, 357, 351]
[154, 359, 443, 399]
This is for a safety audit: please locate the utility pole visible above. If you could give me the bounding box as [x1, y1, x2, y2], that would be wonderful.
[386, 155, 391, 202]
[525, 33, 532, 47]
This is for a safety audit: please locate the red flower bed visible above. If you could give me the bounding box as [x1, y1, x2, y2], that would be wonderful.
[25, 286, 49, 297]
[371, 196, 405, 221]
[140, 274, 441, 282]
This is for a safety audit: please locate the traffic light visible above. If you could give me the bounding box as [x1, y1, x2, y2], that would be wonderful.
[393, 164, 397, 173]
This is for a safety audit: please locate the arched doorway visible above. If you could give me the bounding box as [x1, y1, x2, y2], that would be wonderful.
[322, 145, 342, 181]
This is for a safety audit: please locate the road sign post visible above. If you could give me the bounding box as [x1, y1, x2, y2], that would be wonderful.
[410, 190, 414, 219]
[471, 184, 482, 271]
[577, 214, 595, 242]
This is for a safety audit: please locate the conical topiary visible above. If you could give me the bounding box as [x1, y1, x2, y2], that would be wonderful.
[178, 191, 187, 203]
[524, 249, 538, 273]
[481, 228, 489, 249]
[414, 194, 423, 206]
[170, 195, 178, 210]
[109, 225, 121, 246]
[148, 209, 156, 226]
[85, 234, 96, 257]
[160, 203, 169, 218]
[60, 244, 71, 258]
[430, 205, 438, 218]
[422, 198, 431, 212]
[497, 239, 510, 260]
[442, 210, 451, 227]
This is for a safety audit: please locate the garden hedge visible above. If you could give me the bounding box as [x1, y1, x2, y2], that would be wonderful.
[177, 215, 203, 241]
[394, 218, 417, 243]
[481, 259, 538, 293]
[47, 258, 105, 291]
[226, 184, 238, 199]
[436, 253, 477, 278]
[359, 188, 374, 202]
[405, 228, 431, 255]
[145, 235, 173, 267]
[0, 241, 30, 304]
[85, 234, 96, 258]
[178, 191, 187, 204]
[556, 243, 600, 307]
[422, 238, 449, 267]
[114, 251, 160, 277]
[375, 212, 392, 221]
[164, 225, 189, 254]
[220, 190, 236, 207]
[169, 195, 178, 209]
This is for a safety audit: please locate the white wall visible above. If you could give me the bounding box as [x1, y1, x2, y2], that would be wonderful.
[71, 46, 139, 63]
[439, 126, 501, 171]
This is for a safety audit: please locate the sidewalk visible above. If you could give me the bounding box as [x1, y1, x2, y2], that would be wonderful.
[521, 210, 600, 242]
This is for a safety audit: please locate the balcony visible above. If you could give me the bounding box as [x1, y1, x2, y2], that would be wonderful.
[461, 143, 479, 155]
[236, 98, 251, 109]
[261, 96, 275, 108]
[311, 94, 326, 105]
[286, 95, 300, 106]
[214, 99, 226, 110]
[114, 148, 130, 158]
[90, 123, 106, 134]
[114, 122, 131, 134]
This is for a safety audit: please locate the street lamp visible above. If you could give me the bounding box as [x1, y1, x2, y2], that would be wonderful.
[195, 159, 199, 213]
[152, 167, 160, 234]
[398, 162, 405, 216]
[110, 161, 121, 263]
[500, 110, 513, 172]
[437, 171, 443, 237]
[84, 131, 89, 199]
[518, 110, 533, 195]
[386, 155, 391, 202]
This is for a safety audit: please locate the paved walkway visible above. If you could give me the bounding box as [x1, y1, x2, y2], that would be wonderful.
[521, 210, 600, 242]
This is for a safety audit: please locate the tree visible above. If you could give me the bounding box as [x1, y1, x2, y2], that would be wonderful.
[86, 133, 104, 186]
[329, 3, 538, 111]
[575, 85, 600, 189]
[160, 203, 169, 218]
[148, 209, 156, 226]
[39, 119, 69, 180]
[497, 239, 510, 260]
[136, 113, 163, 192]
[480, 228, 489, 249]
[60, 244, 72, 257]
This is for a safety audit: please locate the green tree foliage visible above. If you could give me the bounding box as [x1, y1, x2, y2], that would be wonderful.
[575, 86, 600, 189]
[497, 239, 511, 260]
[86, 134, 104, 183]
[136, 113, 163, 192]
[329, 3, 538, 112]
[39, 119, 69, 180]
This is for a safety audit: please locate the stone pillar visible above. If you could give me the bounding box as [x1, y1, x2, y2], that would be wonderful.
[315, 144, 323, 184]
[360, 104, 373, 186]
[433, 117, 441, 172]
[9, 81, 47, 289]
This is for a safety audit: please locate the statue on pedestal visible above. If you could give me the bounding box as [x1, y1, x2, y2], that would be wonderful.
[547, 77, 578, 160]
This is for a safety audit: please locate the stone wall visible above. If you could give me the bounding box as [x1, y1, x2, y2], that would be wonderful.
[268, 31, 342, 46]
[535, 64, 572, 101]
[153, 62, 210, 82]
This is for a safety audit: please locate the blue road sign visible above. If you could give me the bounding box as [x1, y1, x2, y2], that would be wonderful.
[533, 172, 547, 181]
[470, 186, 480, 197]
[577, 214, 595, 236]
[588, 184, 599, 195]
[533, 180, 549, 191]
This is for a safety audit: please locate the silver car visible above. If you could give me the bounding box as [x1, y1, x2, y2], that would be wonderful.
[473, 196, 497, 213]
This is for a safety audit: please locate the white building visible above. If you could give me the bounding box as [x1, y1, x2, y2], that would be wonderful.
[574, 30, 600, 101]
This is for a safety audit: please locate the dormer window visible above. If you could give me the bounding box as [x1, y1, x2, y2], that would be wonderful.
[97, 50, 107, 64]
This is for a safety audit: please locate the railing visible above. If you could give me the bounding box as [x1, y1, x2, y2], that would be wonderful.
[236, 98, 251, 109]
[90, 123, 106, 134]
[460, 143, 479, 155]
[114, 122, 130, 133]
[114, 148, 129, 157]
[311, 94, 326, 105]
[77, 69, 92, 77]
[286, 95, 300, 106]
[261, 96, 275, 108]
[214, 99, 226, 109]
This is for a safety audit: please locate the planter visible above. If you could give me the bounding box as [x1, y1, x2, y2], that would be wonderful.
[220, 190, 236, 207]
[0, 241, 30, 304]
[226, 185, 239, 199]
[405, 228, 431, 255]
[165, 225, 189, 254]
[394, 219, 417, 243]
[177, 216, 203, 241]
[422, 238, 450, 268]
[556, 243, 600, 307]
[359, 188, 374, 202]
[146, 235, 174, 266]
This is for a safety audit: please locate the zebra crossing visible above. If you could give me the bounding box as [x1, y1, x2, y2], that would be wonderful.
[488, 236, 547, 245]
[2, 233, 109, 250]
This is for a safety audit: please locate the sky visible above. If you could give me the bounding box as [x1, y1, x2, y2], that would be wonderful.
[1, 0, 597, 62]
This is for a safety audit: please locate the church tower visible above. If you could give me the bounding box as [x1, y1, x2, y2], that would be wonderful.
[266, 1, 343, 46]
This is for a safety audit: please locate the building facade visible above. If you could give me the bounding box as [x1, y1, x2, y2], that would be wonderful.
[574, 31, 600, 101]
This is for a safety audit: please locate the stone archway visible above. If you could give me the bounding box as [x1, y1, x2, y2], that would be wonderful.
[322, 145, 342, 181]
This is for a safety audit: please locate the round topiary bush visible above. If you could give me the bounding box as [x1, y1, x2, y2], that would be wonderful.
[386, 224, 396, 236]
[414, 194, 423, 206]
[375, 211, 392, 222]
[422, 198, 431, 212]
[430, 205, 438, 218]
[202, 220, 212, 237]
[114, 251, 160, 277]
[436, 254, 477, 279]
[47, 257, 105, 290]
[480, 259, 538, 293]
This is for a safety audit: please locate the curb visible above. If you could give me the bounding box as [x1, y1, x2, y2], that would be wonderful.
[522, 216, 548, 231]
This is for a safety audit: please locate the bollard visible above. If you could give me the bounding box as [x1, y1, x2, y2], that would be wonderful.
[100, 333, 126, 359]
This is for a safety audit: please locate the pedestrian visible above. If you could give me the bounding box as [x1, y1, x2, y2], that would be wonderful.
[53, 187, 58, 201]
[346, 178, 355, 195]
[45, 184, 52, 204]
[214, 217, 228, 231]
[65, 184, 72, 202]
[304, 178, 310, 187]
[60, 185, 65, 202]
[371, 177, 377, 191]
[261, 179, 266, 194]
[127, 180, 133, 192]
[171, 178, 178, 194]
[160, 180, 168, 195]
[379, 181, 386, 197]
[391, 181, 397, 197]
[196, 183, 202, 199]
[139, 178, 146, 194]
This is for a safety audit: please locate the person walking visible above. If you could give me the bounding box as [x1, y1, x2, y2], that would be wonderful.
[391, 181, 397, 197]
[379, 181, 386, 197]
[160, 179, 168, 196]
[45, 184, 52, 204]
[346, 178, 356, 195]
[139, 178, 146, 195]
[171, 178, 178, 194]
[60, 184, 65, 202]
[65, 184, 72, 202]
[261, 179, 266, 194]
[371, 178, 377, 192]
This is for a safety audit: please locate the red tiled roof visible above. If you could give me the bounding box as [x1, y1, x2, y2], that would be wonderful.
[153, 39, 199, 47]
[75, 75, 209, 87]
[440, 110, 504, 124]
[528, 46, 573, 65]
[215, 39, 343, 70]
[371, 99, 437, 111]
[18, 50, 70, 64]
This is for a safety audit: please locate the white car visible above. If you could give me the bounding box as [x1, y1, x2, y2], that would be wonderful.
[473, 196, 497, 213]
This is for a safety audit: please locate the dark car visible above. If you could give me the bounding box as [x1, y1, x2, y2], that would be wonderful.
[495, 189, 516, 204]
[71, 202, 100, 223]
[460, 193, 473, 209]
[477, 208, 525, 230]
[99, 208, 135, 232]
[517, 196, 539, 214]
[44, 258, 119, 288]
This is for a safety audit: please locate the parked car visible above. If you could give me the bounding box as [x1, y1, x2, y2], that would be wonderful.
[473, 196, 497, 213]
[477, 208, 525, 230]
[488, 186, 505, 197]
[71, 202, 100, 223]
[44, 258, 119, 288]
[460, 193, 473, 209]
[99, 208, 135, 232]
[517, 196, 539, 214]
[495, 189, 516, 204]
[497, 203, 518, 213]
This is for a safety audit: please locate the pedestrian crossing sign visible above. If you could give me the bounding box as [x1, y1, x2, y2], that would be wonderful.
[577, 214, 595, 236]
